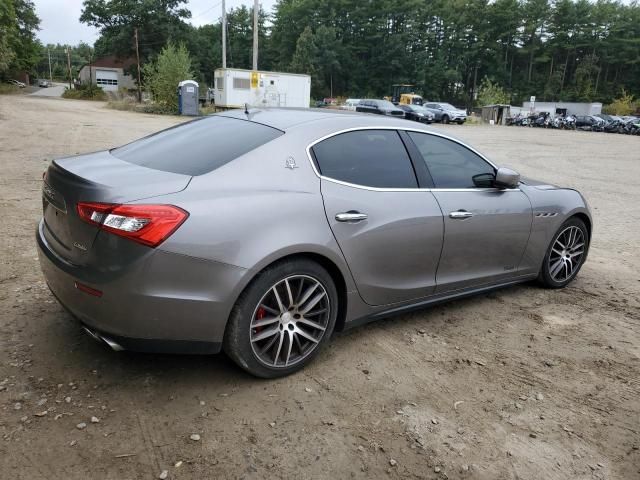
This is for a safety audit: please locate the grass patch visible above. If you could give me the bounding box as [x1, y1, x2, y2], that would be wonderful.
[0, 83, 21, 95]
[107, 99, 179, 115]
[464, 114, 482, 125]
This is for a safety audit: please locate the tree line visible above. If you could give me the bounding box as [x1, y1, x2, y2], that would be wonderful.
[0, 0, 40, 77]
[3, 0, 640, 109]
[81, 0, 640, 107]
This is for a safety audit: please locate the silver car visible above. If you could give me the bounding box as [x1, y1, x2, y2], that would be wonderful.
[37, 109, 591, 378]
[424, 102, 467, 124]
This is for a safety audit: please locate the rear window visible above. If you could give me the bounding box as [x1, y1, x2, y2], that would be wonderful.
[111, 116, 283, 176]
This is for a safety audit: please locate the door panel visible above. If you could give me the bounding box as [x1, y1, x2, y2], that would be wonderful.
[322, 180, 443, 305]
[433, 190, 532, 292]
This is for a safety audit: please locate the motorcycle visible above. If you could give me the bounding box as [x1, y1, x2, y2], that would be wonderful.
[561, 115, 576, 130]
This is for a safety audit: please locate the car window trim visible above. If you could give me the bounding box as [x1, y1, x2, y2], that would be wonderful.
[398, 130, 435, 188]
[310, 129, 420, 190]
[305, 126, 517, 193]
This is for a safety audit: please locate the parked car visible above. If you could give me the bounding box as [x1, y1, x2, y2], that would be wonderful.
[574, 115, 605, 131]
[596, 113, 620, 123]
[356, 99, 405, 117]
[341, 98, 361, 111]
[621, 117, 640, 135]
[8, 79, 26, 88]
[398, 104, 434, 123]
[37, 109, 592, 378]
[38, 79, 50, 88]
[424, 102, 467, 124]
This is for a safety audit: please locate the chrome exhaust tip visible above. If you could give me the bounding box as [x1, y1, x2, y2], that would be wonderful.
[82, 325, 101, 342]
[82, 326, 124, 352]
[100, 334, 124, 352]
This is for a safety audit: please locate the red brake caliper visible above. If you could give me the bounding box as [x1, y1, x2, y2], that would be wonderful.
[254, 306, 266, 333]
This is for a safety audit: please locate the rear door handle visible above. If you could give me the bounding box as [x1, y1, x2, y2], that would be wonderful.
[449, 210, 474, 219]
[335, 211, 368, 222]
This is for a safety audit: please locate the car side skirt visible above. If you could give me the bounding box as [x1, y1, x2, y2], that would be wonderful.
[344, 273, 538, 330]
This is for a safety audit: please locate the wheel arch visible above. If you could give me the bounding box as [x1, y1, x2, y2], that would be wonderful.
[571, 212, 592, 240]
[227, 251, 350, 336]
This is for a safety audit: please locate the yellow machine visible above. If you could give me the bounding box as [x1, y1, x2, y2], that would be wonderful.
[385, 84, 423, 105]
[399, 93, 424, 105]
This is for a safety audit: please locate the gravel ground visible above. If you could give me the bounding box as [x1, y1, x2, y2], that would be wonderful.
[0, 95, 638, 480]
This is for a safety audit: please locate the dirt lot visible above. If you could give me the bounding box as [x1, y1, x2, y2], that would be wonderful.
[0, 95, 638, 480]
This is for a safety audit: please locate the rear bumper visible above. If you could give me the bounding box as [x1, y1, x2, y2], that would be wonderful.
[36, 220, 249, 354]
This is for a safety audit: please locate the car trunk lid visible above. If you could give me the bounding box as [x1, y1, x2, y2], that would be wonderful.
[42, 150, 191, 265]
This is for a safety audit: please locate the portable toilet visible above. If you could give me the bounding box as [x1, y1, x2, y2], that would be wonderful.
[177, 80, 199, 116]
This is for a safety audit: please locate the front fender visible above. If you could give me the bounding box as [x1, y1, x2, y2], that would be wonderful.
[519, 185, 592, 274]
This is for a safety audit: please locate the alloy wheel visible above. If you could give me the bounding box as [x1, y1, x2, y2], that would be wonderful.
[249, 275, 331, 368]
[548, 226, 585, 282]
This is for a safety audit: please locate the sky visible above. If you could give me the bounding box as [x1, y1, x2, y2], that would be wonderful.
[33, 0, 278, 46]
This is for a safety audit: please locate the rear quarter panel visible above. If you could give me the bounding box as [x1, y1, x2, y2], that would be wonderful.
[150, 130, 358, 299]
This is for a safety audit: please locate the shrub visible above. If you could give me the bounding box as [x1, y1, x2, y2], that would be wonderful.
[106, 99, 182, 116]
[142, 43, 194, 113]
[603, 90, 636, 116]
[62, 84, 107, 101]
[477, 77, 510, 106]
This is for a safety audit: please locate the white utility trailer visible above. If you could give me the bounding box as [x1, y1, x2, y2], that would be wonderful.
[213, 68, 311, 109]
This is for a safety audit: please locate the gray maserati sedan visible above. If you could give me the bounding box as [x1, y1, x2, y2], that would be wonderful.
[37, 109, 591, 378]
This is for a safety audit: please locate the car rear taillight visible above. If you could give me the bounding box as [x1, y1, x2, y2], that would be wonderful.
[76, 202, 188, 247]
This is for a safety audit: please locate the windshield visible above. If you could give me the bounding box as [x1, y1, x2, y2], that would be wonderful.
[377, 100, 398, 109]
[439, 103, 458, 110]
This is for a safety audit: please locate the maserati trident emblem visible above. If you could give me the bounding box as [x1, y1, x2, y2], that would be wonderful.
[285, 156, 298, 169]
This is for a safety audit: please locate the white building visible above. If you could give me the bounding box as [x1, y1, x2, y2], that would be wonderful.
[213, 68, 311, 109]
[522, 101, 602, 116]
[78, 56, 137, 92]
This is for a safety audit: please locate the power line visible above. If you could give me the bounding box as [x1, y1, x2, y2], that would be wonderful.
[192, 1, 223, 20]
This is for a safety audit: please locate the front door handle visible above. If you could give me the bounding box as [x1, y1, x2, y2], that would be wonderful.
[449, 210, 474, 219]
[335, 211, 368, 222]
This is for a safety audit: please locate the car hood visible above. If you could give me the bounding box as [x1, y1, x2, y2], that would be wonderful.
[520, 176, 561, 190]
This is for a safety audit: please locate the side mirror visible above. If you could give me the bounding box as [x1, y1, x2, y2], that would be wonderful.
[472, 172, 495, 188]
[494, 167, 520, 189]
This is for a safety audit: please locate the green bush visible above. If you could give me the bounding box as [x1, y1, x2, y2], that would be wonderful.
[143, 43, 194, 114]
[476, 77, 510, 107]
[62, 84, 107, 101]
[603, 90, 637, 116]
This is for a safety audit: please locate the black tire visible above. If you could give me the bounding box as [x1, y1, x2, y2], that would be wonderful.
[223, 258, 338, 378]
[441, 115, 449, 124]
[538, 217, 589, 289]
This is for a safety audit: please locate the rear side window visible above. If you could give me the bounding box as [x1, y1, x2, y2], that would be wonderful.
[407, 132, 494, 188]
[112, 116, 283, 176]
[312, 130, 418, 188]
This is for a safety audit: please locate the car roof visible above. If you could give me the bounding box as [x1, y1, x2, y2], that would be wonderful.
[207, 108, 478, 159]
[217, 107, 405, 131]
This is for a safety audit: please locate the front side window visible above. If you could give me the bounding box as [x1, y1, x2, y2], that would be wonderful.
[407, 132, 495, 188]
[312, 130, 418, 189]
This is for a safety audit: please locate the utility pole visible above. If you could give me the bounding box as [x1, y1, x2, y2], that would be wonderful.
[221, 0, 226, 68]
[134, 27, 142, 102]
[252, 0, 259, 71]
[65, 47, 72, 89]
[47, 48, 52, 82]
